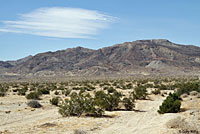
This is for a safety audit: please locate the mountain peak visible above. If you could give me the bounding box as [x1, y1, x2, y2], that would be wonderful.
[66, 46, 94, 52]
[1, 39, 200, 77]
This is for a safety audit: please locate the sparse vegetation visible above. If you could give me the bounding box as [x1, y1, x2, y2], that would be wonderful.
[176, 82, 200, 96]
[1, 77, 200, 119]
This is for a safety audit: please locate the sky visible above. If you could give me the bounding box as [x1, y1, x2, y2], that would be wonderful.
[0, 0, 200, 61]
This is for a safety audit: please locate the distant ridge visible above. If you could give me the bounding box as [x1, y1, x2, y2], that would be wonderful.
[1, 39, 200, 77]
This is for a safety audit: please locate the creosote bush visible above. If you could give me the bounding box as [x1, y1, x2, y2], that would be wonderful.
[133, 86, 148, 100]
[176, 82, 200, 96]
[0, 86, 8, 97]
[158, 93, 181, 114]
[0, 91, 6, 97]
[152, 89, 161, 95]
[26, 92, 41, 100]
[18, 87, 28, 96]
[38, 88, 50, 95]
[63, 90, 71, 96]
[50, 97, 59, 106]
[59, 92, 104, 117]
[123, 96, 135, 111]
[94, 90, 122, 111]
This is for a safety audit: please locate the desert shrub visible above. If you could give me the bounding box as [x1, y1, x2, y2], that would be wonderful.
[64, 89, 71, 96]
[107, 87, 115, 93]
[134, 86, 148, 100]
[38, 88, 50, 95]
[27, 100, 42, 108]
[152, 89, 161, 95]
[0, 91, 6, 97]
[153, 80, 160, 85]
[123, 97, 135, 111]
[99, 82, 110, 87]
[145, 83, 154, 88]
[158, 93, 181, 114]
[94, 90, 108, 109]
[59, 92, 104, 117]
[85, 85, 95, 91]
[125, 83, 133, 89]
[0, 87, 8, 97]
[54, 90, 59, 95]
[176, 82, 200, 96]
[95, 90, 122, 111]
[26, 92, 41, 100]
[18, 88, 28, 96]
[105, 91, 122, 111]
[50, 97, 59, 106]
[158, 84, 167, 90]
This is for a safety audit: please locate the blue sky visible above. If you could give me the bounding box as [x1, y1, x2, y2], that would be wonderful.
[0, 0, 200, 61]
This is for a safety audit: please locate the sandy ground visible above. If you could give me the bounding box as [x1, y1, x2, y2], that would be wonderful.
[0, 93, 199, 134]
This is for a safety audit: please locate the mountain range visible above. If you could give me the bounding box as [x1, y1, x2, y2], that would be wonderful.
[1, 39, 200, 77]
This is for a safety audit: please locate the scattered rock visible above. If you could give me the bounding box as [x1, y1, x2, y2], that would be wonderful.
[181, 93, 188, 98]
[5, 111, 11, 114]
[190, 91, 199, 96]
[27, 100, 42, 108]
[74, 129, 87, 134]
[40, 123, 56, 128]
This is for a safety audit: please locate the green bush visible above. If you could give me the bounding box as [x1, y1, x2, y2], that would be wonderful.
[134, 86, 148, 100]
[64, 90, 71, 96]
[152, 89, 161, 95]
[26, 92, 41, 100]
[158, 84, 167, 90]
[123, 96, 135, 111]
[0, 92, 6, 97]
[125, 83, 133, 89]
[50, 97, 59, 106]
[0, 87, 8, 97]
[59, 92, 104, 117]
[38, 88, 50, 95]
[158, 93, 181, 114]
[95, 90, 122, 111]
[18, 88, 28, 96]
[54, 90, 59, 95]
[176, 82, 200, 96]
[107, 87, 115, 93]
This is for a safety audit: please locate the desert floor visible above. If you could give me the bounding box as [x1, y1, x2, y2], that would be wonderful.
[0, 93, 199, 134]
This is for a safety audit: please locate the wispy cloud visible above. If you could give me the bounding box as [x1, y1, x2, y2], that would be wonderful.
[0, 7, 115, 38]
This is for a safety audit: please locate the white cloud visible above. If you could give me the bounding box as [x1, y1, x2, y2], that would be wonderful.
[0, 7, 115, 38]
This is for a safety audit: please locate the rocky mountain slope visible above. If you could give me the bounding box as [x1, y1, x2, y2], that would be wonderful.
[1, 39, 200, 77]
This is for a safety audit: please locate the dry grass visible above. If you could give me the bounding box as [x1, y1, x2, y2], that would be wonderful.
[166, 116, 199, 133]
